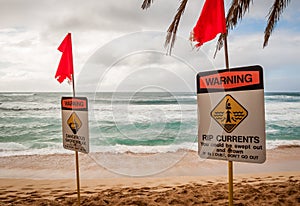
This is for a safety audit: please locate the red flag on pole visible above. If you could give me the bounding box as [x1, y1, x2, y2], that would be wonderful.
[55, 33, 74, 83]
[191, 0, 226, 47]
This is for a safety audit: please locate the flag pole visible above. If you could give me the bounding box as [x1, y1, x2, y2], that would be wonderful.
[224, 33, 230, 70]
[223, 32, 233, 206]
[75, 151, 80, 206]
[72, 69, 81, 206]
[190, 0, 232, 204]
[56, 32, 81, 206]
[70, 37, 80, 206]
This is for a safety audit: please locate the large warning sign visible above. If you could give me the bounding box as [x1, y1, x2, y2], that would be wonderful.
[61, 97, 89, 154]
[197, 65, 266, 163]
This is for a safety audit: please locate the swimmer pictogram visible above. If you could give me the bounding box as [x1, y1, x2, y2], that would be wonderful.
[67, 112, 82, 134]
[211, 94, 248, 133]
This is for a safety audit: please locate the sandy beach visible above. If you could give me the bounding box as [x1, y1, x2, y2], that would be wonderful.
[1, 146, 300, 205]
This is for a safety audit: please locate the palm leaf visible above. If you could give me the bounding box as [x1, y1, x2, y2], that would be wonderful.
[165, 0, 189, 55]
[264, 0, 291, 47]
[226, 0, 253, 29]
[215, 0, 253, 57]
[141, 0, 154, 10]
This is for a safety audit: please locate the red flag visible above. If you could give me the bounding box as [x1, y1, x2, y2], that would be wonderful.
[191, 0, 226, 47]
[55, 33, 74, 83]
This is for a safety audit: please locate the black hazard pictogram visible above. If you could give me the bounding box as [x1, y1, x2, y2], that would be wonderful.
[211, 94, 248, 133]
[67, 112, 82, 134]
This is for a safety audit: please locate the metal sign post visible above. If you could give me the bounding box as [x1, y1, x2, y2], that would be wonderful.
[196, 63, 266, 206]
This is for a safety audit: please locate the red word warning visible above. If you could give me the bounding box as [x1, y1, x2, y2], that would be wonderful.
[197, 65, 263, 93]
[61, 97, 88, 111]
[200, 71, 260, 89]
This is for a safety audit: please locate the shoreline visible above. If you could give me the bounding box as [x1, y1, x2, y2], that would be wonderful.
[0, 146, 299, 179]
[1, 140, 300, 158]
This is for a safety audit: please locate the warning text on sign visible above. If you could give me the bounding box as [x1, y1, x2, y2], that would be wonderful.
[200, 134, 264, 162]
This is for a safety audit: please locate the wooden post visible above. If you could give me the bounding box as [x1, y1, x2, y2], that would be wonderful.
[72, 56, 80, 206]
[75, 151, 80, 206]
[228, 160, 233, 206]
[223, 32, 233, 206]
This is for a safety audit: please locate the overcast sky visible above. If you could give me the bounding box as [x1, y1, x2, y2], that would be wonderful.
[0, 0, 299, 92]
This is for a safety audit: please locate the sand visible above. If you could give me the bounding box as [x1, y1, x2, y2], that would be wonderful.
[0, 146, 300, 205]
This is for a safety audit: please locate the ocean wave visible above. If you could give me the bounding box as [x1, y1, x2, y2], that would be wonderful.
[90, 93, 196, 105]
[0, 93, 36, 97]
[265, 128, 279, 135]
[0, 142, 198, 157]
[265, 92, 300, 97]
[89, 142, 198, 154]
[0, 148, 73, 157]
[266, 140, 300, 150]
[0, 107, 59, 112]
[0, 107, 60, 112]
[0, 92, 299, 157]
[1, 140, 300, 157]
[92, 98, 196, 105]
[135, 99, 196, 105]
[0, 142, 28, 152]
[265, 92, 300, 102]
[105, 137, 179, 147]
[0, 104, 59, 111]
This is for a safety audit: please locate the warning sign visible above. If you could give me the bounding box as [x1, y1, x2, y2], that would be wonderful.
[211, 94, 248, 133]
[197, 65, 266, 163]
[61, 97, 89, 154]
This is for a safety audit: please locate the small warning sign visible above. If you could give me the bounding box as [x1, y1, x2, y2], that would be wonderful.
[61, 97, 89, 154]
[211, 94, 248, 133]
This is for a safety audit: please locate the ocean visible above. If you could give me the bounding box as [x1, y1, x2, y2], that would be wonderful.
[0, 92, 299, 157]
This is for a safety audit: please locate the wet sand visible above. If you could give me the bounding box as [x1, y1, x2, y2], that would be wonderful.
[0, 146, 300, 205]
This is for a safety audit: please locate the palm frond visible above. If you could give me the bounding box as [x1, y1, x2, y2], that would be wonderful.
[264, 0, 291, 47]
[141, 0, 154, 10]
[215, 0, 253, 57]
[165, 0, 189, 55]
[227, 0, 253, 29]
[214, 33, 225, 58]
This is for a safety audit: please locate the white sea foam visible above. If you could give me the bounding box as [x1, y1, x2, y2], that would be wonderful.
[0, 142, 28, 151]
[90, 142, 198, 154]
[1, 140, 300, 157]
[0, 146, 73, 157]
[266, 140, 300, 150]
[0, 93, 36, 97]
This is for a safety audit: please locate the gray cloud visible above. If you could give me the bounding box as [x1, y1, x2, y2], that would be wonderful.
[0, 0, 299, 92]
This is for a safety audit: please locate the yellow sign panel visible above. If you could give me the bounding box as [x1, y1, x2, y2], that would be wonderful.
[211, 94, 248, 133]
[67, 112, 82, 134]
